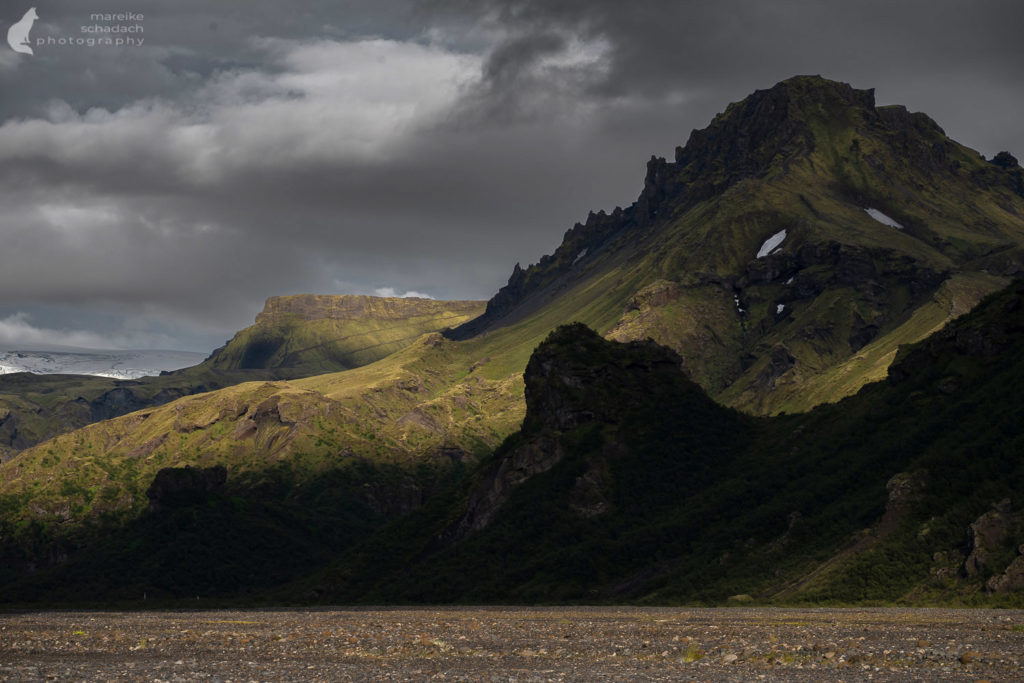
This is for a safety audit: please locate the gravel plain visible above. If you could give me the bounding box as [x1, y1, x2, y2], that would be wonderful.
[1, 606, 1022, 681]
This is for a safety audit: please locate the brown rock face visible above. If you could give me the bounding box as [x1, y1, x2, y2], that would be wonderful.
[963, 499, 1017, 577]
[986, 547, 1024, 593]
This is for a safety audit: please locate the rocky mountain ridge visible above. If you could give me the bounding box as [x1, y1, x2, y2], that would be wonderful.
[453, 76, 1024, 413]
[452, 78, 1023, 343]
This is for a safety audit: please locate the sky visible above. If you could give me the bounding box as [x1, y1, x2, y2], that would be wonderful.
[0, 0, 1022, 352]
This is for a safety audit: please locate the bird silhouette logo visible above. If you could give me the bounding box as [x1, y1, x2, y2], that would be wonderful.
[7, 7, 39, 56]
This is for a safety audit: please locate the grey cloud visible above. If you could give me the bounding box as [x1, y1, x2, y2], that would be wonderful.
[427, 0, 1024, 155]
[0, 32, 643, 349]
[0, 0, 1021, 351]
[483, 31, 566, 85]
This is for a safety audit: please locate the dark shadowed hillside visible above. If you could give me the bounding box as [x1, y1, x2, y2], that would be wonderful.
[312, 280, 1024, 606]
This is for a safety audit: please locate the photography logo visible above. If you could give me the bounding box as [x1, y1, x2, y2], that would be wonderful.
[7, 7, 38, 55]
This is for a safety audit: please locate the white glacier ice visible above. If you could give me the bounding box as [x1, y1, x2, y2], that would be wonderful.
[0, 349, 206, 379]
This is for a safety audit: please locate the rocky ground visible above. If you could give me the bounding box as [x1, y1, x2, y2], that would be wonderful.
[1, 607, 1022, 681]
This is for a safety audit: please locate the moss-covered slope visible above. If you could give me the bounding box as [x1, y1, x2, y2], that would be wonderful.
[313, 280, 1024, 606]
[454, 75, 1024, 413]
[205, 295, 484, 374]
[0, 295, 484, 463]
[3, 278, 1023, 604]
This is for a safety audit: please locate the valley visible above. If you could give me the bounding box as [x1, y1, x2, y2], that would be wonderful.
[1, 607, 1021, 681]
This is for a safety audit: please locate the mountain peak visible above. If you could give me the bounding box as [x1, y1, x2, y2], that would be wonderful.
[672, 76, 877, 194]
[769, 74, 875, 102]
[450, 77, 891, 339]
[714, 74, 878, 126]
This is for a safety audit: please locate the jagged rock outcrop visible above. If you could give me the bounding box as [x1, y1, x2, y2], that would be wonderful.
[442, 324, 709, 543]
[669, 76, 859, 201]
[521, 324, 685, 432]
[960, 495, 1024, 592]
[991, 151, 1020, 169]
[443, 436, 564, 542]
[451, 75, 1024, 417]
[986, 546, 1024, 593]
[962, 498, 1017, 577]
[448, 208, 633, 339]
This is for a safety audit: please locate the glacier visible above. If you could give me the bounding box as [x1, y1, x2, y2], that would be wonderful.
[0, 348, 206, 379]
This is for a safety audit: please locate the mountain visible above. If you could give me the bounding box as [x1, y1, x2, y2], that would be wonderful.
[451, 75, 1024, 413]
[302, 279, 1024, 605]
[2, 75, 1024, 602]
[0, 295, 483, 462]
[204, 295, 484, 375]
[5, 278, 1023, 604]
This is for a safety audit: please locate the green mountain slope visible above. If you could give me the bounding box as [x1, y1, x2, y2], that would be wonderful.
[452, 76, 1024, 413]
[0, 295, 484, 462]
[310, 279, 1024, 605]
[205, 295, 484, 374]
[5, 278, 1022, 604]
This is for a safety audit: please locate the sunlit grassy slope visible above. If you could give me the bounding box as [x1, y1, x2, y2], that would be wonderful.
[205, 295, 485, 374]
[0, 295, 485, 462]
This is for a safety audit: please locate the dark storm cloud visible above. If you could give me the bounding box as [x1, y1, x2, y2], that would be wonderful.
[0, 0, 423, 119]
[440, 0, 1024, 152]
[440, 0, 1024, 90]
[0, 0, 1021, 350]
[483, 32, 566, 85]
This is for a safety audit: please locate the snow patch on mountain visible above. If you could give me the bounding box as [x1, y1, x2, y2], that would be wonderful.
[757, 230, 787, 258]
[864, 208, 903, 229]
